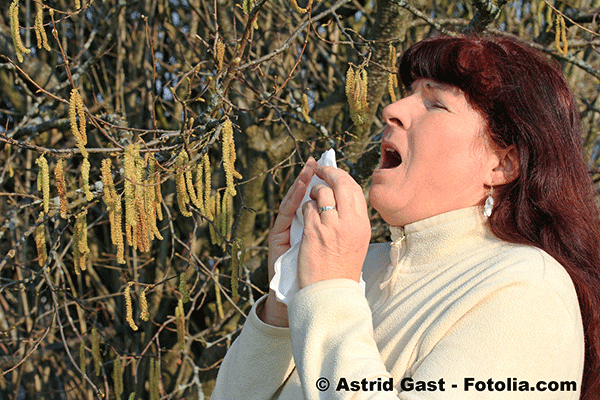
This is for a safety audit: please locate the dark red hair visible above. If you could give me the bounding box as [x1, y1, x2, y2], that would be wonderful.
[399, 35, 600, 399]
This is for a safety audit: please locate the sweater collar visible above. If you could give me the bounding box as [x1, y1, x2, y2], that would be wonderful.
[387, 206, 493, 272]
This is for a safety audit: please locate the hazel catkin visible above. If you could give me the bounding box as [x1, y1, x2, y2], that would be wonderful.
[345, 65, 369, 127]
[35, 212, 47, 267]
[179, 272, 190, 303]
[73, 210, 89, 273]
[81, 158, 94, 201]
[55, 158, 68, 218]
[140, 287, 149, 321]
[221, 118, 236, 197]
[36, 155, 50, 213]
[125, 282, 138, 331]
[34, 5, 50, 51]
[175, 150, 192, 217]
[175, 298, 185, 350]
[69, 89, 88, 158]
[215, 38, 225, 71]
[231, 238, 245, 298]
[301, 93, 311, 123]
[9, 0, 31, 63]
[555, 14, 568, 57]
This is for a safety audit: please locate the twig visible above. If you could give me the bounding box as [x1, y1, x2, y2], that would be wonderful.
[463, 0, 509, 34]
[390, 0, 458, 37]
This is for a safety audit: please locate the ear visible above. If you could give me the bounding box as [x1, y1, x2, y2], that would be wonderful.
[489, 145, 520, 186]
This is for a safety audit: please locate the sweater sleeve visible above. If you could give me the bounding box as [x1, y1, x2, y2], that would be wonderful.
[211, 295, 296, 400]
[288, 279, 401, 399]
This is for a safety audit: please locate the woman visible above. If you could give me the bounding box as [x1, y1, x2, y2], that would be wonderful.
[212, 35, 600, 399]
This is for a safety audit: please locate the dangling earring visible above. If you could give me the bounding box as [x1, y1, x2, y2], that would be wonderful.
[484, 186, 494, 217]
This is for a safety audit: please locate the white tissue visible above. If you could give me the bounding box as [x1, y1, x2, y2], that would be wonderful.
[270, 149, 364, 305]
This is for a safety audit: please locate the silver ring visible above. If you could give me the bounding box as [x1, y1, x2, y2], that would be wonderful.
[318, 205, 336, 214]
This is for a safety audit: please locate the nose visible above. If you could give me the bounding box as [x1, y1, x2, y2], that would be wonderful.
[382, 97, 411, 131]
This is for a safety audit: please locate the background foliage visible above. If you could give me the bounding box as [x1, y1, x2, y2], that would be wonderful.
[0, 0, 598, 398]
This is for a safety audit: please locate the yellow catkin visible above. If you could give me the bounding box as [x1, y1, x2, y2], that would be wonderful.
[179, 272, 190, 303]
[112, 353, 123, 400]
[139, 288, 149, 321]
[221, 118, 237, 197]
[79, 340, 86, 374]
[175, 298, 185, 350]
[175, 150, 192, 217]
[124, 145, 137, 245]
[221, 192, 230, 239]
[92, 327, 101, 376]
[145, 178, 157, 242]
[559, 14, 568, 56]
[81, 158, 94, 201]
[347, 67, 369, 126]
[125, 282, 138, 331]
[134, 152, 149, 251]
[101, 158, 115, 201]
[203, 154, 212, 214]
[75, 0, 81, 10]
[290, 0, 312, 14]
[73, 210, 89, 273]
[230, 138, 242, 181]
[10, 1, 30, 63]
[216, 38, 225, 70]
[346, 66, 359, 126]
[149, 156, 163, 222]
[231, 238, 245, 298]
[55, 159, 68, 218]
[301, 93, 311, 122]
[34, 5, 50, 51]
[35, 213, 47, 267]
[112, 194, 125, 264]
[184, 160, 199, 211]
[193, 156, 204, 213]
[359, 69, 369, 122]
[102, 160, 115, 232]
[214, 269, 225, 319]
[555, 14, 565, 55]
[145, 154, 162, 241]
[69, 89, 88, 158]
[136, 198, 150, 252]
[36, 155, 50, 213]
[242, 0, 256, 14]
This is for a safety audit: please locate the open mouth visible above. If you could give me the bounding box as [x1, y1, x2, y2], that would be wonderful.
[380, 145, 402, 169]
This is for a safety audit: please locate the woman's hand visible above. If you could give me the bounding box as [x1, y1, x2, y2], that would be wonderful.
[259, 158, 317, 327]
[297, 166, 371, 288]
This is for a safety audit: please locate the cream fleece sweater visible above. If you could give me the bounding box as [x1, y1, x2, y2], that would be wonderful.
[211, 207, 584, 399]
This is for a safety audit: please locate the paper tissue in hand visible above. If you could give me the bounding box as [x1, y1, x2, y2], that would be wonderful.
[269, 149, 365, 305]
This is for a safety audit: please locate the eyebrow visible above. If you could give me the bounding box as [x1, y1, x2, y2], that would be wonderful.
[423, 80, 453, 92]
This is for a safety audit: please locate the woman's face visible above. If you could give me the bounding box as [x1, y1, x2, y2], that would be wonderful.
[369, 78, 497, 227]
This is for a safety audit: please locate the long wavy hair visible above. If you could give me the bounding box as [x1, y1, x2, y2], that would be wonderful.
[398, 34, 600, 399]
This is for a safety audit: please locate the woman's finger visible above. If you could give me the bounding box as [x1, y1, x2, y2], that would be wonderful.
[271, 159, 317, 236]
[309, 184, 338, 225]
[314, 166, 368, 219]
